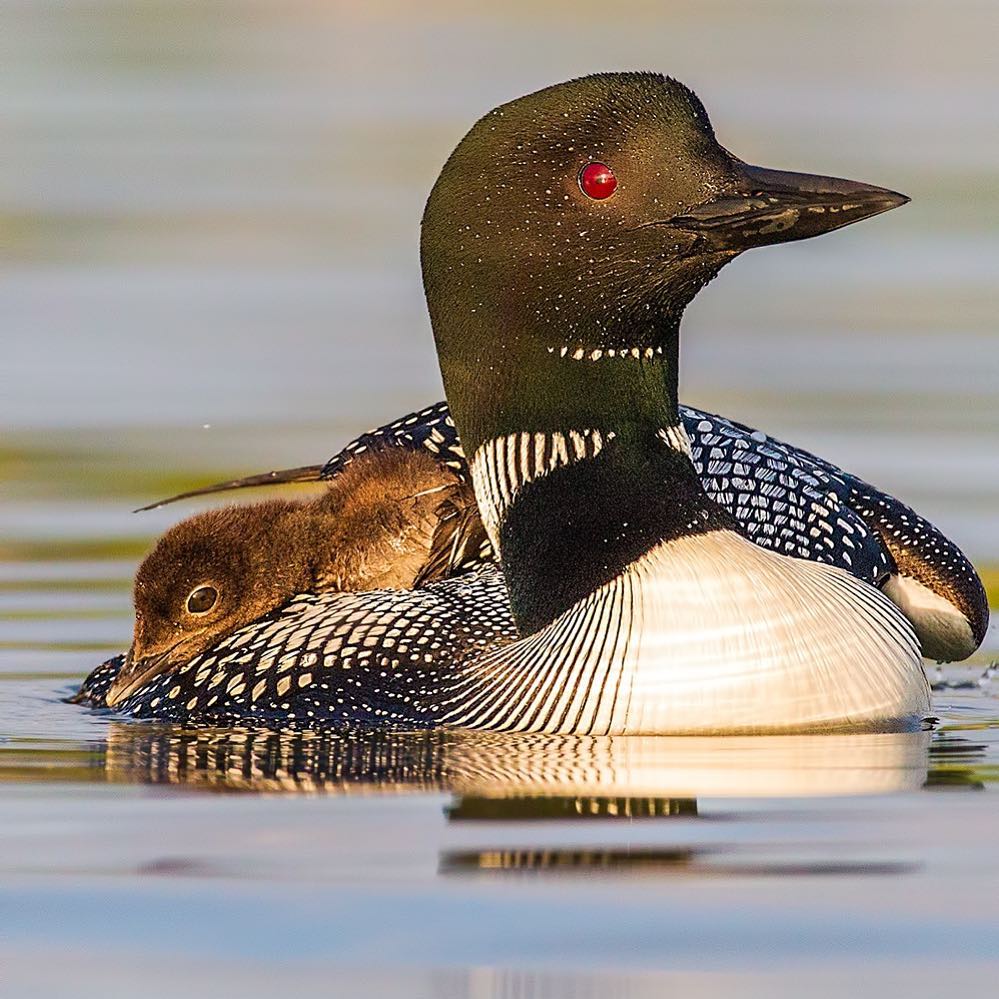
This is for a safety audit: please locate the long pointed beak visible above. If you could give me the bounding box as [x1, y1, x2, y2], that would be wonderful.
[674, 161, 908, 251]
[105, 643, 178, 708]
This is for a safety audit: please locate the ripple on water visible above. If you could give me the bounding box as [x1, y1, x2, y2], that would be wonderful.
[2, 489, 997, 993]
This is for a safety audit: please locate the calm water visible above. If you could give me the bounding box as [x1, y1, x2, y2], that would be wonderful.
[2, 2, 998, 995]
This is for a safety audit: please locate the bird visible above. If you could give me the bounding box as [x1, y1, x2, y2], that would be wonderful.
[102, 448, 483, 707]
[137, 400, 988, 665]
[76, 72, 986, 733]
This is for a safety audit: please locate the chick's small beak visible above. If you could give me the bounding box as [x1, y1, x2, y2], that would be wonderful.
[673, 160, 908, 251]
[105, 641, 179, 708]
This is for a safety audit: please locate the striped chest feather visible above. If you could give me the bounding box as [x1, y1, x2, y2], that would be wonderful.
[442, 528, 929, 736]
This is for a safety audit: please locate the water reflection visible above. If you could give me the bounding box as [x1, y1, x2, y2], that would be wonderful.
[440, 846, 916, 878]
[446, 796, 698, 821]
[1, 720, 992, 888]
[924, 733, 991, 791]
[98, 724, 936, 798]
[94, 725, 945, 881]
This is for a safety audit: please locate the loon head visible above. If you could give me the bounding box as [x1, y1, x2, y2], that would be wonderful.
[105, 499, 314, 708]
[421, 72, 907, 456]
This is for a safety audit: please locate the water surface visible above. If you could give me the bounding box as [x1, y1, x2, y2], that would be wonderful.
[2, 1, 998, 995]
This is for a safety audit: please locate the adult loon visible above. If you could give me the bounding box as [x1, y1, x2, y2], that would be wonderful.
[78, 72, 985, 732]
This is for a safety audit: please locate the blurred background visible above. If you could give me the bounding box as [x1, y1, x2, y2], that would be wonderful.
[2, 0, 997, 589]
[2, 4, 998, 995]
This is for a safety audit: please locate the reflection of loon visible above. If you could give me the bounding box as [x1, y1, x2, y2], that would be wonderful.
[88, 724, 986, 880]
[102, 725, 931, 798]
[438, 846, 916, 878]
[77, 72, 986, 732]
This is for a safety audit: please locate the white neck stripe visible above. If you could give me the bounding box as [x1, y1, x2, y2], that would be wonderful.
[470, 424, 695, 550]
[546, 345, 665, 361]
[470, 429, 611, 549]
[658, 424, 694, 459]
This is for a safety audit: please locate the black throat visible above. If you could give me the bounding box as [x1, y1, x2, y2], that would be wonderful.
[447, 328, 733, 634]
[496, 420, 732, 634]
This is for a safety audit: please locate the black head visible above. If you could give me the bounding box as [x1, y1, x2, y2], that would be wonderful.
[421, 72, 907, 452]
[106, 499, 313, 707]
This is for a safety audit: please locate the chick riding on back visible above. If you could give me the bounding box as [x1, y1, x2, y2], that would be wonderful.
[105, 449, 480, 706]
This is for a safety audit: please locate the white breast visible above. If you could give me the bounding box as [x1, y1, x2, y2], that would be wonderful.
[443, 529, 929, 735]
[620, 529, 929, 734]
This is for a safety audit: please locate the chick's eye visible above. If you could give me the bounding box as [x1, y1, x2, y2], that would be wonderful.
[579, 162, 617, 200]
[186, 585, 218, 614]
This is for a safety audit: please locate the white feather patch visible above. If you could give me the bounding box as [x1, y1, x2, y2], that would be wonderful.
[882, 573, 976, 662]
[447, 530, 928, 735]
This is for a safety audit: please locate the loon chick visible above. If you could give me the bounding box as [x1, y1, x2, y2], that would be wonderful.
[81, 72, 936, 732]
[143, 401, 988, 663]
[105, 449, 480, 706]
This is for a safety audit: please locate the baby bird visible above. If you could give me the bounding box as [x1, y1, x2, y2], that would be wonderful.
[105, 448, 484, 707]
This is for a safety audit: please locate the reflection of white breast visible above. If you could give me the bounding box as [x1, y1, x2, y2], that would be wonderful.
[447, 729, 932, 798]
[444, 528, 929, 735]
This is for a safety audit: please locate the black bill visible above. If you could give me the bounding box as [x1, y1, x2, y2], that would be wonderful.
[675, 160, 908, 251]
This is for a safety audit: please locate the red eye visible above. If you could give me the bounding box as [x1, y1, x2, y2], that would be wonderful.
[579, 162, 617, 200]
